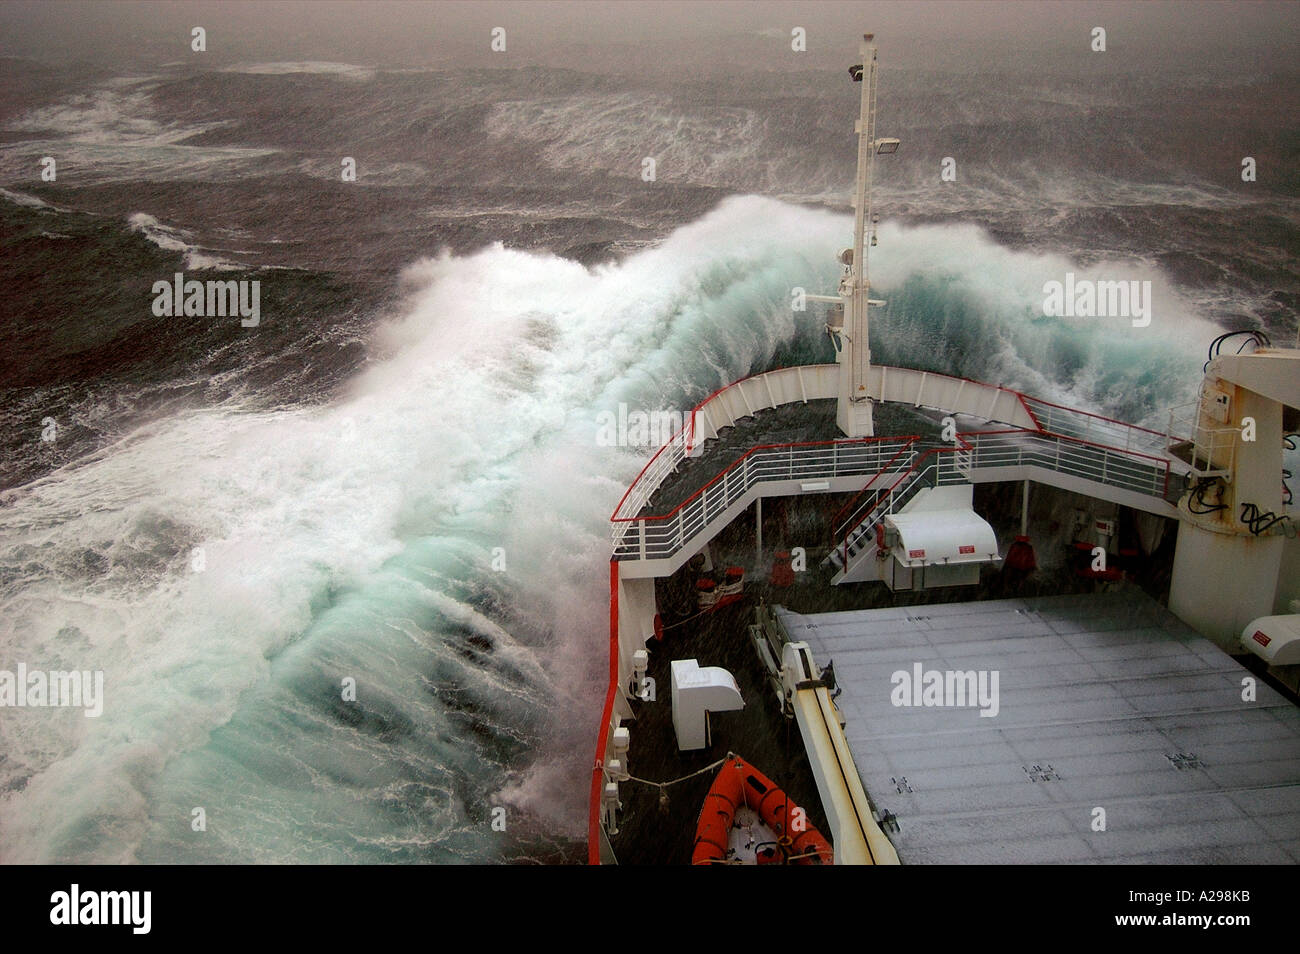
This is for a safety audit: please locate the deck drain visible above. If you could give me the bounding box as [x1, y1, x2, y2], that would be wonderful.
[1167, 753, 1204, 770]
[1023, 764, 1061, 782]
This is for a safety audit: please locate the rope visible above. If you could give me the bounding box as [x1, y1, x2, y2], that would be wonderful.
[658, 595, 752, 634]
[623, 754, 732, 792]
[655, 752, 833, 866]
[693, 847, 828, 865]
[783, 848, 831, 862]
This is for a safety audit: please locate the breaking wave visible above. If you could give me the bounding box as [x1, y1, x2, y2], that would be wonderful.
[0, 194, 1220, 862]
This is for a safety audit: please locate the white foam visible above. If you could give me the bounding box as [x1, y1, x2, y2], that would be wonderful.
[0, 195, 1219, 861]
[484, 94, 786, 191]
[0, 187, 56, 210]
[2, 86, 278, 185]
[127, 212, 239, 270]
[222, 62, 378, 81]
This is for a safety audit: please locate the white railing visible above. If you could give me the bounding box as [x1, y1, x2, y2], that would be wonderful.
[612, 364, 1189, 568]
[613, 428, 694, 523]
[1019, 395, 1176, 457]
[833, 445, 924, 543]
[959, 430, 1175, 499]
[1165, 402, 1237, 477]
[619, 428, 1180, 566]
[611, 437, 916, 561]
[610, 365, 839, 524]
[830, 429, 1178, 573]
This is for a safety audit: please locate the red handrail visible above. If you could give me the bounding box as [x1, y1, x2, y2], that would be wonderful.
[958, 427, 1176, 467]
[834, 441, 971, 566]
[609, 364, 1174, 527]
[589, 560, 620, 865]
[829, 438, 920, 529]
[611, 434, 912, 525]
[1018, 394, 1173, 440]
[830, 425, 1177, 566]
[609, 366, 797, 522]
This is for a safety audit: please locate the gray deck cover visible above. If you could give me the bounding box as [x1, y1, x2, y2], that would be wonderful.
[777, 592, 1300, 863]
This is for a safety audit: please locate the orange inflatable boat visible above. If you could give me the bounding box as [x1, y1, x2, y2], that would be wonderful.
[691, 755, 833, 865]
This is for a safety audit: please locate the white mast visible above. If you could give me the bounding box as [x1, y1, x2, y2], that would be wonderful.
[817, 33, 898, 438]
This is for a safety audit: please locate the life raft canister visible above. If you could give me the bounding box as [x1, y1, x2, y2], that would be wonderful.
[769, 550, 795, 588]
[695, 577, 718, 610]
[691, 756, 833, 866]
[1004, 534, 1036, 571]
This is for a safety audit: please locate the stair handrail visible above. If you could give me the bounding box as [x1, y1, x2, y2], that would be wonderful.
[829, 437, 920, 533]
[833, 442, 970, 567]
[612, 434, 918, 561]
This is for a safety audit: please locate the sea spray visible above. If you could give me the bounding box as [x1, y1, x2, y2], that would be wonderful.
[0, 196, 1209, 862]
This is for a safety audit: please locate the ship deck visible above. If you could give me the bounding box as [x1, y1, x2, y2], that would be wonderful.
[608, 599, 831, 865]
[776, 590, 1300, 863]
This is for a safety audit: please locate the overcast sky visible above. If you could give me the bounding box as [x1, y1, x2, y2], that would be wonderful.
[2, 1, 1297, 75]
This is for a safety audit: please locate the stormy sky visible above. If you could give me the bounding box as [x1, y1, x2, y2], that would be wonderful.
[2, 1, 1297, 76]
